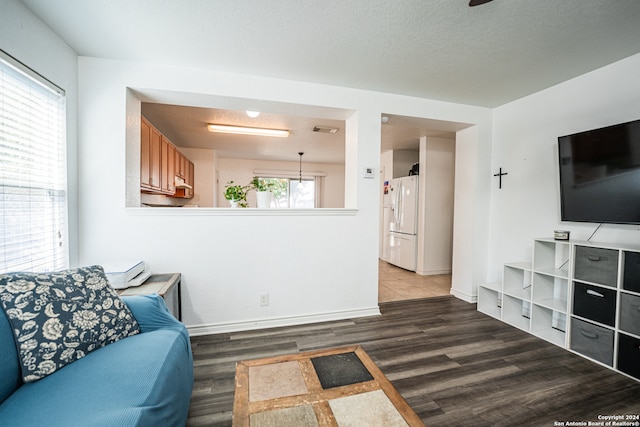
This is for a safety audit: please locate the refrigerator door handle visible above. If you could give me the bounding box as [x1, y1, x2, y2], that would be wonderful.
[397, 181, 403, 229]
[392, 185, 399, 227]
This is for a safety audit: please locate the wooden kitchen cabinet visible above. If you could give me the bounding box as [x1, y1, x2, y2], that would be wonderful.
[161, 136, 176, 194]
[175, 151, 186, 179]
[141, 116, 194, 199]
[150, 128, 161, 190]
[186, 160, 194, 198]
[140, 118, 150, 188]
[140, 117, 161, 191]
[186, 161, 196, 199]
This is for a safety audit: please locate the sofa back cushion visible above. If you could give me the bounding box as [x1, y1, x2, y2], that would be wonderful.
[0, 306, 22, 404]
[0, 265, 141, 382]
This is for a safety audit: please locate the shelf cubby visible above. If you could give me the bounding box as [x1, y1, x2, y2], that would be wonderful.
[533, 239, 570, 278]
[531, 304, 566, 347]
[477, 284, 502, 319]
[502, 294, 530, 331]
[503, 263, 532, 301]
[532, 272, 568, 313]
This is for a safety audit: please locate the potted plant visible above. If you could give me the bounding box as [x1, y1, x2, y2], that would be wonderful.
[249, 176, 274, 208]
[224, 181, 249, 208]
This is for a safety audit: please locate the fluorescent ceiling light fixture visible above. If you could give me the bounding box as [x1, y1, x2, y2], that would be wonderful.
[246, 110, 260, 118]
[207, 123, 290, 137]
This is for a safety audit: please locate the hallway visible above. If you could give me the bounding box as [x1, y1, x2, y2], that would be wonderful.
[378, 260, 451, 303]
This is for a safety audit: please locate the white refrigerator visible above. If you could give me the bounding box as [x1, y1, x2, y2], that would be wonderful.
[382, 175, 419, 271]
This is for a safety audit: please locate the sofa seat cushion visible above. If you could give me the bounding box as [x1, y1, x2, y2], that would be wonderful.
[0, 265, 140, 382]
[0, 325, 193, 427]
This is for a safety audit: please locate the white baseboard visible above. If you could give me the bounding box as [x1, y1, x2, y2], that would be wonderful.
[450, 287, 477, 303]
[188, 306, 382, 336]
[415, 268, 452, 276]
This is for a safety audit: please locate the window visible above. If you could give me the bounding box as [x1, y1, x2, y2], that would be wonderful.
[0, 51, 67, 274]
[263, 177, 316, 208]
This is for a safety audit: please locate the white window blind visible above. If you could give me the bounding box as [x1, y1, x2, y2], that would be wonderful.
[0, 51, 68, 274]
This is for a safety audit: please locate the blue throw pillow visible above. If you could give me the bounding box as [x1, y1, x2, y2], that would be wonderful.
[0, 265, 141, 382]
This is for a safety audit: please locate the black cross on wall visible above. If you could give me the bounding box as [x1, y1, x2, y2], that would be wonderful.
[493, 168, 508, 189]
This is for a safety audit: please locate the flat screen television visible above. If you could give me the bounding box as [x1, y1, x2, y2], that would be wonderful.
[558, 118, 640, 224]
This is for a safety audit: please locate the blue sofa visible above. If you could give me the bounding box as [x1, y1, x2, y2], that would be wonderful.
[0, 294, 193, 427]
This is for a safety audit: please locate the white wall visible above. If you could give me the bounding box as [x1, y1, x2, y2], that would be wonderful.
[380, 151, 393, 184]
[452, 125, 492, 302]
[392, 150, 419, 178]
[417, 137, 455, 276]
[488, 53, 640, 282]
[379, 149, 420, 180]
[379, 150, 392, 258]
[76, 56, 491, 333]
[1, 0, 79, 266]
[217, 158, 345, 208]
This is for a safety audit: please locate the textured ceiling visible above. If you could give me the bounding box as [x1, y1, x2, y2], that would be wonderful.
[18, 0, 640, 162]
[20, 0, 640, 107]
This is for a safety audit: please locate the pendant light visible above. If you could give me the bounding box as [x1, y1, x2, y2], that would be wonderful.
[298, 152, 304, 183]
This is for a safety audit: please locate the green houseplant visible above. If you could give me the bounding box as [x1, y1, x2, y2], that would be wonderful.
[250, 176, 274, 208]
[249, 176, 275, 192]
[224, 181, 249, 208]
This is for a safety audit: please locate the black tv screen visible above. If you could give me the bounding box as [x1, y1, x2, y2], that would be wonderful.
[558, 119, 640, 224]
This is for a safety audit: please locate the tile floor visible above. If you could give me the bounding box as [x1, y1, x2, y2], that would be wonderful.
[378, 260, 451, 303]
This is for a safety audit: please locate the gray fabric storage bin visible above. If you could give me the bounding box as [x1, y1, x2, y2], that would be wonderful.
[574, 246, 618, 287]
[623, 251, 640, 293]
[617, 333, 640, 380]
[573, 282, 617, 327]
[570, 317, 614, 366]
[619, 292, 640, 336]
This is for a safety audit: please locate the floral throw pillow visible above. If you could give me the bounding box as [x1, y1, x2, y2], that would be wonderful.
[0, 265, 141, 382]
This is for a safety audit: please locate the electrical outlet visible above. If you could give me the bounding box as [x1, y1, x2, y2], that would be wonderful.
[259, 293, 269, 306]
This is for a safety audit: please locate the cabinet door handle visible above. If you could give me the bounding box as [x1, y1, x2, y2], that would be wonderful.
[587, 255, 602, 262]
[580, 329, 599, 340]
[586, 289, 604, 298]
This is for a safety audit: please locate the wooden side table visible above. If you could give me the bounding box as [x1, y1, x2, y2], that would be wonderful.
[117, 273, 182, 321]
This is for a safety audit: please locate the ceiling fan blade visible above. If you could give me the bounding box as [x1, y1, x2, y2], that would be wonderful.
[469, 0, 494, 6]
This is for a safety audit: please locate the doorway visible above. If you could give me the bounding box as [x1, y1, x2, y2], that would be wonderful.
[379, 114, 463, 303]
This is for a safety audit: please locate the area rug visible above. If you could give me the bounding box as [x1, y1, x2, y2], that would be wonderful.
[232, 345, 425, 427]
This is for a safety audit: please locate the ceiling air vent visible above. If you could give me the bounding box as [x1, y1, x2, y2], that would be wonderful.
[313, 126, 339, 134]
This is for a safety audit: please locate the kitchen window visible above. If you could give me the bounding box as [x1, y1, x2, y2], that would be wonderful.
[261, 177, 317, 208]
[0, 50, 68, 274]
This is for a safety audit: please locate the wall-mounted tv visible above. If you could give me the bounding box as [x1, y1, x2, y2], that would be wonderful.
[558, 118, 640, 225]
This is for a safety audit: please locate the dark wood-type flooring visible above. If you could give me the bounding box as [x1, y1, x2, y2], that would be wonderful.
[187, 296, 640, 426]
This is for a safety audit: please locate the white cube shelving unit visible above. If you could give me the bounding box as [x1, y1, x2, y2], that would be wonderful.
[478, 238, 640, 382]
[479, 239, 570, 346]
